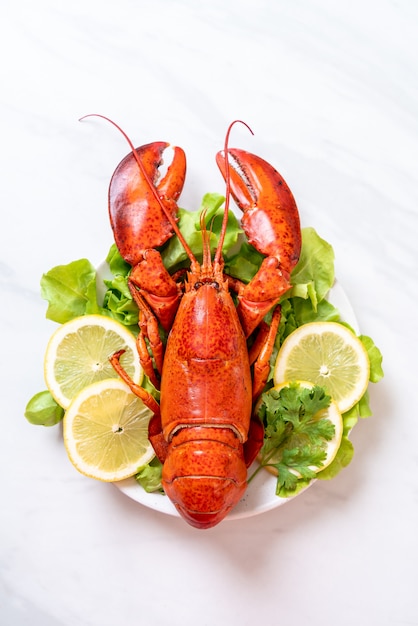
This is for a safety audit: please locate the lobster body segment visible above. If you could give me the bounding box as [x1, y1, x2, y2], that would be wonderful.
[102, 119, 301, 529]
[160, 282, 252, 440]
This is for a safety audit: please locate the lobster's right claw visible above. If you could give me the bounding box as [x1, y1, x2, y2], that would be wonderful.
[109, 142, 187, 266]
[216, 148, 301, 275]
[216, 148, 302, 338]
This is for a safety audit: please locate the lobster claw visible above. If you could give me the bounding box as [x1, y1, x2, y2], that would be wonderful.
[216, 148, 302, 337]
[109, 142, 187, 266]
[216, 148, 301, 276]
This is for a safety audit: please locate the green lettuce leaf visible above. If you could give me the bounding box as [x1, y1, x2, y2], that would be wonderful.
[41, 259, 99, 323]
[161, 193, 242, 271]
[224, 242, 264, 283]
[360, 335, 384, 383]
[106, 243, 131, 276]
[135, 457, 164, 493]
[316, 436, 354, 480]
[278, 296, 341, 346]
[102, 275, 139, 328]
[287, 227, 335, 309]
[24, 390, 64, 426]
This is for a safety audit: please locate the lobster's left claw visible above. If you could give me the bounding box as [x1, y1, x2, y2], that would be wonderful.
[109, 142, 186, 267]
[216, 148, 301, 276]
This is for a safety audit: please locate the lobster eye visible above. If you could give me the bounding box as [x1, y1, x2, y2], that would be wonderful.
[193, 280, 220, 291]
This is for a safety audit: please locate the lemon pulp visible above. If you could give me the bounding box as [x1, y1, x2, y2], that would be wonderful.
[44, 314, 142, 409]
[274, 322, 370, 413]
[63, 379, 154, 482]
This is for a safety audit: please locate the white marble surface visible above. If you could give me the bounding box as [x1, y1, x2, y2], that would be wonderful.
[1, 0, 417, 624]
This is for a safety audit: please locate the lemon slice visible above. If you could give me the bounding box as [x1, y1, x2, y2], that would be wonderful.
[63, 378, 155, 481]
[44, 314, 142, 409]
[260, 381, 344, 477]
[273, 322, 370, 413]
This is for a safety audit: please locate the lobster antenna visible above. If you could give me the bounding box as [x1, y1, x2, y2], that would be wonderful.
[214, 119, 254, 267]
[199, 208, 212, 271]
[79, 114, 199, 267]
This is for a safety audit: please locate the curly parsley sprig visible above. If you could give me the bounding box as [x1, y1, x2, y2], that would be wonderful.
[249, 383, 336, 497]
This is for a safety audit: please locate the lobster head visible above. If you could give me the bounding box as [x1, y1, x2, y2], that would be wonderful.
[162, 428, 248, 529]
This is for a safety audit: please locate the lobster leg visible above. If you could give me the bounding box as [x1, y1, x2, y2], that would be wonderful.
[110, 351, 167, 460]
[136, 319, 161, 390]
[251, 305, 281, 400]
[129, 283, 165, 388]
[148, 413, 169, 463]
[241, 305, 282, 468]
[109, 351, 160, 416]
[243, 414, 264, 467]
[216, 148, 301, 337]
[128, 249, 182, 332]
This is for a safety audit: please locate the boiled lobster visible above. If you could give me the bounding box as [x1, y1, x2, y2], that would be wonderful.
[83, 116, 301, 529]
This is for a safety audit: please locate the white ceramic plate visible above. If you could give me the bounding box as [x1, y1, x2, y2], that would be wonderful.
[97, 263, 358, 520]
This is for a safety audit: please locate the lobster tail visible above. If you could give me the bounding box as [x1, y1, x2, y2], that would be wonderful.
[162, 427, 247, 529]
